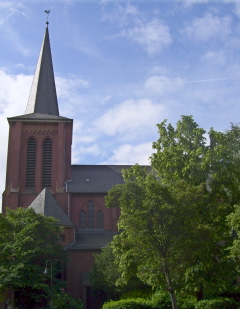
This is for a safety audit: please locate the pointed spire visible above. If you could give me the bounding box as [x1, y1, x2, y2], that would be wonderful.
[26, 25, 59, 116]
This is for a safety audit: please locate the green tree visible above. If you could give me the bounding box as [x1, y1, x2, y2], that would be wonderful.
[106, 165, 211, 309]
[90, 246, 120, 298]
[0, 207, 66, 308]
[151, 116, 239, 299]
[106, 116, 240, 308]
[90, 245, 149, 301]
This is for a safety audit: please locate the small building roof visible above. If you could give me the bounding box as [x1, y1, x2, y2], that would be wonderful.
[70, 230, 118, 250]
[28, 188, 74, 226]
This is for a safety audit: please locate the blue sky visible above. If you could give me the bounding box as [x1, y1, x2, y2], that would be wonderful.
[0, 0, 240, 201]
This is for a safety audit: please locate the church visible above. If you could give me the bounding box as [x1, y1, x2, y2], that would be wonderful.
[1, 23, 130, 308]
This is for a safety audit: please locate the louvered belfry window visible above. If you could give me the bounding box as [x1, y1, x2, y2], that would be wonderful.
[26, 138, 36, 187]
[42, 138, 52, 188]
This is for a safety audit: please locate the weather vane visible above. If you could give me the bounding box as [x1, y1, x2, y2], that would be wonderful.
[44, 10, 50, 25]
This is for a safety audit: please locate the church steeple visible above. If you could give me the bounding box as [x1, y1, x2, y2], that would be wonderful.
[26, 25, 59, 116]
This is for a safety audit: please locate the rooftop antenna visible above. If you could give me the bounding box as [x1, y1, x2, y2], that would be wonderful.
[44, 10, 50, 26]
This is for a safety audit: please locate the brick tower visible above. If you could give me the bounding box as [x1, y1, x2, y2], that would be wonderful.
[2, 25, 73, 214]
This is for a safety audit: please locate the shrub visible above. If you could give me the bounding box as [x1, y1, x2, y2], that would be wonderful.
[102, 298, 153, 309]
[121, 289, 152, 300]
[178, 296, 196, 309]
[151, 290, 172, 309]
[195, 297, 239, 309]
[52, 293, 84, 309]
[151, 289, 196, 309]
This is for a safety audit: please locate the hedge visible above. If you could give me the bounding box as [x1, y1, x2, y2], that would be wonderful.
[102, 298, 153, 309]
[195, 297, 239, 309]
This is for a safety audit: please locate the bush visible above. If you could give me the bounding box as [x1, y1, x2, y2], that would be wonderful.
[51, 293, 84, 309]
[178, 296, 196, 309]
[195, 297, 239, 309]
[121, 289, 152, 300]
[102, 298, 153, 309]
[151, 289, 196, 309]
[151, 290, 172, 309]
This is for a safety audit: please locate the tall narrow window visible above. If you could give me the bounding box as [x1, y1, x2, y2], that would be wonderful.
[80, 211, 87, 229]
[96, 210, 104, 229]
[26, 138, 36, 187]
[42, 138, 52, 188]
[88, 201, 95, 229]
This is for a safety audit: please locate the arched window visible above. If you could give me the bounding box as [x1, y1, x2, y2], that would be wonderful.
[79, 201, 104, 229]
[26, 138, 36, 187]
[80, 211, 87, 229]
[96, 210, 104, 229]
[42, 138, 52, 188]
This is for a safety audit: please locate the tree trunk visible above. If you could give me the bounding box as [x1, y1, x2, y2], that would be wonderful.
[168, 289, 178, 309]
[196, 283, 203, 301]
[164, 266, 178, 309]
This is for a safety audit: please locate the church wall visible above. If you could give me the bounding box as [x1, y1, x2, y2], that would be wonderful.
[66, 249, 100, 300]
[5, 122, 22, 192]
[61, 226, 75, 246]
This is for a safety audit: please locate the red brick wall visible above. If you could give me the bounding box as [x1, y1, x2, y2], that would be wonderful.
[2, 119, 72, 213]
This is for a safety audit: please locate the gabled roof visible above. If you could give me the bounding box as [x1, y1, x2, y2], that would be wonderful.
[28, 188, 74, 226]
[25, 25, 59, 116]
[66, 165, 151, 193]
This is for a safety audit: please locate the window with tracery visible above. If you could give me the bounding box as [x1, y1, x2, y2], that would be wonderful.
[79, 201, 104, 229]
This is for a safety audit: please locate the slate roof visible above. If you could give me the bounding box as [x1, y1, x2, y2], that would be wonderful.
[70, 231, 118, 250]
[66, 165, 132, 193]
[28, 188, 74, 226]
[25, 25, 59, 116]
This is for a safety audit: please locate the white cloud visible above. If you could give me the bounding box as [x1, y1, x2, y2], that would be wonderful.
[224, 0, 240, 17]
[202, 51, 226, 66]
[100, 95, 112, 105]
[0, 2, 26, 24]
[56, 75, 90, 118]
[180, 13, 232, 42]
[102, 3, 171, 55]
[0, 69, 32, 207]
[94, 99, 165, 137]
[122, 19, 171, 56]
[179, 0, 209, 6]
[102, 142, 153, 165]
[144, 75, 184, 96]
[0, 2, 29, 56]
[72, 144, 101, 164]
[0, 70, 31, 114]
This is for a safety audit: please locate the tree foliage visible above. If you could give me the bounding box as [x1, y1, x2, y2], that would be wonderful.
[0, 207, 66, 308]
[90, 246, 121, 296]
[106, 167, 211, 309]
[90, 245, 150, 301]
[226, 204, 240, 261]
[106, 116, 240, 309]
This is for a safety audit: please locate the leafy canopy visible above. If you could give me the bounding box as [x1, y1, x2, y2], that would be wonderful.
[106, 116, 240, 308]
[0, 207, 66, 308]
